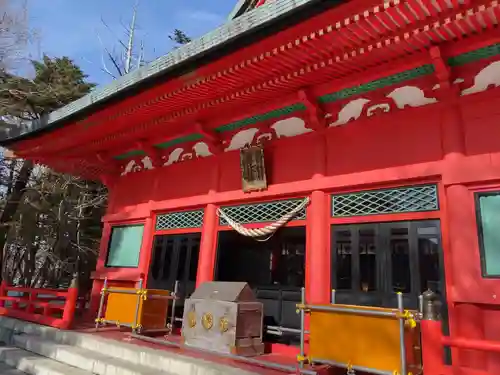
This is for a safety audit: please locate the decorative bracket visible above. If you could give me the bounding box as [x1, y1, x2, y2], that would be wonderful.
[430, 46, 451, 89]
[429, 46, 462, 103]
[298, 89, 326, 131]
[195, 122, 223, 154]
[136, 141, 162, 167]
[96, 152, 121, 172]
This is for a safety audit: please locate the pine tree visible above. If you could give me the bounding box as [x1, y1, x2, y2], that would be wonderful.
[0, 55, 95, 119]
[0, 56, 95, 281]
[169, 29, 191, 46]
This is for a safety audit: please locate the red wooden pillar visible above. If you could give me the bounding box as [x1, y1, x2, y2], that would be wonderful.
[87, 223, 112, 317]
[306, 190, 330, 304]
[196, 204, 218, 286]
[62, 285, 79, 329]
[421, 319, 445, 375]
[439, 84, 487, 369]
[0, 280, 6, 308]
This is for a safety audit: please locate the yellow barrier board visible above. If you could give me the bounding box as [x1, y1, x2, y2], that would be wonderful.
[309, 304, 417, 374]
[104, 287, 171, 330]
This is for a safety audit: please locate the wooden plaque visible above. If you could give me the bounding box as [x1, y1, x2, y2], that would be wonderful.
[240, 146, 267, 193]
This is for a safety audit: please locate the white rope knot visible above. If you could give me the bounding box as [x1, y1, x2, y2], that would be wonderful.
[217, 197, 310, 242]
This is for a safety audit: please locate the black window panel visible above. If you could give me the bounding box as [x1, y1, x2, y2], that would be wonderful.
[418, 237, 441, 293]
[335, 230, 352, 290]
[331, 220, 445, 310]
[147, 233, 201, 297]
[188, 239, 200, 282]
[390, 227, 411, 293]
[359, 228, 377, 292]
[176, 239, 188, 281]
[151, 237, 164, 280]
[162, 239, 174, 281]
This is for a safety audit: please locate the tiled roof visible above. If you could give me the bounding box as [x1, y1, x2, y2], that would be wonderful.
[39, 0, 316, 127]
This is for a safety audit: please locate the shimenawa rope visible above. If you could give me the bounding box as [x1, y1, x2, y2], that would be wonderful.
[217, 197, 310, 242]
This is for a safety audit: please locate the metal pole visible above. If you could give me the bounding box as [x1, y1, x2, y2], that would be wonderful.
[95, 278, 108, 330]
[418, 294, 424, 318]
[105, 288, 143, 295]
[397, 292, 407, 375]
[132, 278, 144, 334]
[299, 286, 306, 369]
[170, 280, 179, 332]
[312, 358, 393, 375]
[331, 289, 336, 304]
[300, 304, 397, 318]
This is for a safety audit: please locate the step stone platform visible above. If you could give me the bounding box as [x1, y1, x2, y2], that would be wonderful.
[0, 316, 265, 375]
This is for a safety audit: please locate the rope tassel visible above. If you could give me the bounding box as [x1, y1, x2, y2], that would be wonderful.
[217, 197, 310, 241]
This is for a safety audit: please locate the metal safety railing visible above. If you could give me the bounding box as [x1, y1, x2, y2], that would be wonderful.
[127, 285, 417, 375]
[95, 278, 179, 334]
[296, 290, 418, 375]
[265, 289, 338, 338]
[95, 279, 419, 375]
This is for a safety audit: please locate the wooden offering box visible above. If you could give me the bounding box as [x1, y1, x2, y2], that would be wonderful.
[104, 287, 172, 331]
[182, 282, 264, 357]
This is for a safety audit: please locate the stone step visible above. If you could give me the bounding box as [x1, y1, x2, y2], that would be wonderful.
[63, 333, 250, 375]
[0, 346, 89, 375]
[0, 362, 26, 374]
[13, 333, 172, 375]
[0, 317, 258, 375]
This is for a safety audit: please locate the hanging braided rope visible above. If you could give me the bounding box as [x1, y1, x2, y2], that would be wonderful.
[217, 197, 310, 241]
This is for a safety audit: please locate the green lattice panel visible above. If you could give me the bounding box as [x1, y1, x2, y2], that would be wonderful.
[332, 185, 439, 217]
[319, 65, 435, 104]
[219, 198, 307, 225]
[448, 43, 500, 67]
[156, 209, 204, 230]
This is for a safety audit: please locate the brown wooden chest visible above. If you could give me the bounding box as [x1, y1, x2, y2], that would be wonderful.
[181, 282, 264, 356]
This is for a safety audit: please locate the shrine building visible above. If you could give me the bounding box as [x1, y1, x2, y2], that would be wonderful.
[2, 0, 500, 372]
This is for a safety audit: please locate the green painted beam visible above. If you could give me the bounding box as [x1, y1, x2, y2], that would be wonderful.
[155, 134, 204, 149]
[113, 43, 500, 161]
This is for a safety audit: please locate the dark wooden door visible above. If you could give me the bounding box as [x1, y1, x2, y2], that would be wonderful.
[147, 233, 201, 299]
[331, 220, 445, 309]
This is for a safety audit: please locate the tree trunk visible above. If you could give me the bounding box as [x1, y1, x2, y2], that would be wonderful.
[0, 159, 33, 281]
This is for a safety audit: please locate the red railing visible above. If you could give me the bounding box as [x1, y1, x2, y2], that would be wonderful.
[421, 319, 500, 375]
[0, 281, 78, 329]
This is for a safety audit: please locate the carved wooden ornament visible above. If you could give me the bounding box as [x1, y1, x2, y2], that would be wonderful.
[240, 146, 267, 193]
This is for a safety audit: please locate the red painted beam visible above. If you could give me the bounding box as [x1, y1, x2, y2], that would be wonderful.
[442, 337, 500, 353]
[11, 1, 500, 179]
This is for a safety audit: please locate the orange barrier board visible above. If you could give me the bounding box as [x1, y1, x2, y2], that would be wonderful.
[104, 287, 171, 331]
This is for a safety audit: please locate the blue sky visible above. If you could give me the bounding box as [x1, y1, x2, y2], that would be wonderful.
[28, 0, 236, 86]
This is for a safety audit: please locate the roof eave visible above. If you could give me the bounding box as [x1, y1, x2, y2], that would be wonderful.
[0, 0, 338, 148]
[228, 0, 251, 20]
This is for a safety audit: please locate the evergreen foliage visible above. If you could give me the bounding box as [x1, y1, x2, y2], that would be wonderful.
[0, 55, 99, 288]
[0, 56, 95, 119]
[169, 29, 191, 45]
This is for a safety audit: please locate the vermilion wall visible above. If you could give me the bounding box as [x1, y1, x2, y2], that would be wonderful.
[96, 87, 500, 372]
